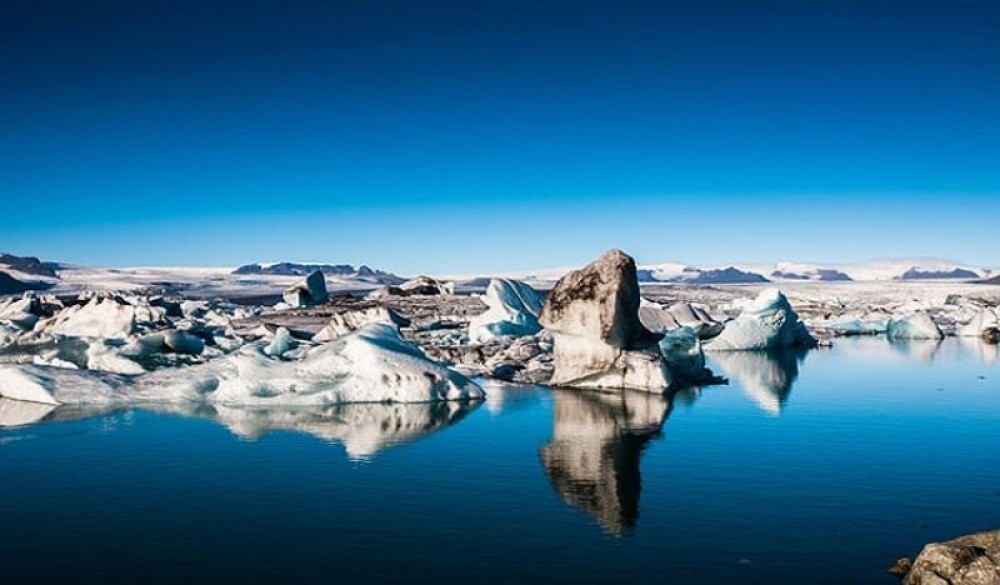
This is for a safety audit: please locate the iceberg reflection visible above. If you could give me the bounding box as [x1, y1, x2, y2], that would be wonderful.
[539, 389, 672, 536]
[0, 399, 482, 461]
[0, 397, 57, 428]
[709, 348, 808, 415]
[887, 338, 942, 363]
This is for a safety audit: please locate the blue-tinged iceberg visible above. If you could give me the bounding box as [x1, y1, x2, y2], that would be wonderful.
[886, 313, 944, 341]
[704, 289, 816, 351]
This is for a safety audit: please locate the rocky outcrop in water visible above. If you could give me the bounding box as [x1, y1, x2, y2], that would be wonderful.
[539, 249, 670, 392]
[896, 530, 1000, 584]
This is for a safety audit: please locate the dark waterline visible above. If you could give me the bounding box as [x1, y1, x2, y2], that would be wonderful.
[2, 337, 999, 584]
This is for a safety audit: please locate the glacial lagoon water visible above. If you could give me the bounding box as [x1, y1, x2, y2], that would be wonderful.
[2, 337, 999, 584]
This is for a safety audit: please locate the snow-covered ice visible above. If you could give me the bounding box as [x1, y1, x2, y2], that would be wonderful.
[0, 323, 483, 407]
[468, 278, 544, 342]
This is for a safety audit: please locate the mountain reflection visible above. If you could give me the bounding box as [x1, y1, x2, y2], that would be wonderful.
[0, 399, 482, 460]
[709, 348, 808, 415]
[539, 389, 672, 536]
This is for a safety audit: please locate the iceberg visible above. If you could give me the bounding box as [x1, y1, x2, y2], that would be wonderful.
[0, 323, 484, 407]
[958, 309, 999, 343]
[282, 270, 329, 308]
[366, 276, 454, 299]
[38, 296, 136, 339]
[539, 250, 671, 393]
[313, 306, 411, 342]
[704, 289, 816, 351]
[657, 327, 713, 383]
[638, 300, 723, 340]
[468, 278, 544, 343]
[886, 313, 944, 341]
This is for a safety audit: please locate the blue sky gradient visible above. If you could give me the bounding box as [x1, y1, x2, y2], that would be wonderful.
[2, 0, 998, 273]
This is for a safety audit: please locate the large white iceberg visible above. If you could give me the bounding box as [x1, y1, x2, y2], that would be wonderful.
[886, 313, 944, 341]
[704, 289, 816, 351]
[468, 278, 544, 343]
[38, 297, 136, 339]
[0, 323, 484, 407]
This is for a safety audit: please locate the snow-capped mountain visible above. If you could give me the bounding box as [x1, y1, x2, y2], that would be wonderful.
[459, 258, 995, 285]
[640, 259, 993, 284]
[233, 262, 404, 285]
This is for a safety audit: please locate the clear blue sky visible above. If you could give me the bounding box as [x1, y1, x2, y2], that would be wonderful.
[2, 0, 998, 274]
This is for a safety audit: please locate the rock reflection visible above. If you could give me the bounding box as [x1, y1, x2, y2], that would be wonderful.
[1, 399, 482, 460]
[540, 389, 672, 536]
[709, 348, 808, 415]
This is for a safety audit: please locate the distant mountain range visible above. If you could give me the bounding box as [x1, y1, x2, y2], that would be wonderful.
[2, 252, 1000, 298]
[481, 258, 998, 285]
[233, 262, 405, 285]
[0, 253, 58, 294]
[0, 253, 59, 279]
[635, 259, 994, 284]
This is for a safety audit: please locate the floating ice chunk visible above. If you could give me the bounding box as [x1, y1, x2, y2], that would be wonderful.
[658, 327, 712, 383]
[0, 366, 64, 404]
[958, 309, 999, 343]
[282, 270, 329, 308]
[366, 276, 454, 300]
[0, 297, 40, 330]
[639, 300, 723, 340]
[886, 313, 944, 341]
[313, 306, 410, 343]
[263, 327, 297, 357]
[40, 297, 136, 339]
[85, 340, 146, 375]
[704, 289, 816, 351]
[813, 315, 888, 336]
[468, 278, 544, 343]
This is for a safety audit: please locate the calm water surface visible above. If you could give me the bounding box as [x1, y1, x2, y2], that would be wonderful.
[2, 337, 999, 584]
